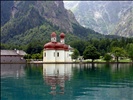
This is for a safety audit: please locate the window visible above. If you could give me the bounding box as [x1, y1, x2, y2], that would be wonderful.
[57, 52, 59, 57]
[44, 52, 46, 57]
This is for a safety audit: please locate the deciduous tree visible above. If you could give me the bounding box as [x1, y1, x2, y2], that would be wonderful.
[127, 43, 133, 62]
[104, 53, 112, 62]
[71, 49, 80, 60]
[112, 47, 126, 63]
[83, 45, 100, 63]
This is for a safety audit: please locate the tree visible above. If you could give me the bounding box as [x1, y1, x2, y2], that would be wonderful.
[31, 53, 40, 59]
[69, 40, 86, 55]
[24, 54, 31, 59]
[26, 41, 43, 54]
[71, 49, 80, 60]
[112, 47, 126, 63]
[110, 39, 120, 49]
[127, 43, 133, 62]
[83, 45, 100, 63]
[103, 53, 112, 62]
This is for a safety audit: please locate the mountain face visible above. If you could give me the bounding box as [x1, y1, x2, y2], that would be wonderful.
[1, 1, 14, 26]
[34, 1, 79, 33]
[64, 1, 133, 36]
[1, 1, 78, 32]
[1, 1, 87, 45]
[113, 7, 133, 37]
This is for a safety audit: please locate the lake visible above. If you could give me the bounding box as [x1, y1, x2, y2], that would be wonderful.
[1, 63, 133, 100]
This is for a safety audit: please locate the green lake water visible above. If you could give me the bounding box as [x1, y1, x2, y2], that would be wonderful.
[1, 63, 133, 100]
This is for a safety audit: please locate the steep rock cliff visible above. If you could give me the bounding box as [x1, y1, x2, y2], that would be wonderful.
[64, 1, 133, 37]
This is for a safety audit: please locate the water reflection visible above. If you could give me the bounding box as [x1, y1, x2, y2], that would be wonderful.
[43, 64, 72, 95]
[1, 63, 133, 100]
[1, 64, 26, 78]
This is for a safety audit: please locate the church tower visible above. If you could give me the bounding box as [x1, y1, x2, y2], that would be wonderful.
[60, 33, 65, 44]
[51, 32, 57, 42]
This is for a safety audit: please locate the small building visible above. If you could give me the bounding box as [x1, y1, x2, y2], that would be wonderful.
[1, 50, 27, 63]
[43, 32, 73, 63]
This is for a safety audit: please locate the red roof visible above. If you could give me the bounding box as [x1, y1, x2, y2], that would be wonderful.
[51, 32, 56, 37]
[55, 42, 64, 50]
[60, 32, 65, 38]
[63, 44, 69, 51]
[44, 32, 69, 50]
[44, 42, 55, 49]
[44, 42, 69, 51]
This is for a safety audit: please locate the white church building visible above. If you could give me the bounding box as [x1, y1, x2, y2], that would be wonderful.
[43, 32, 73, 63]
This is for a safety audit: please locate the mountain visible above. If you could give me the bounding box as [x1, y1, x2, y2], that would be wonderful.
[1, 1, 104, 46]
[64, 1, 133, 36]
[113, 7, 133, 37]
[1, 1, 14, 26]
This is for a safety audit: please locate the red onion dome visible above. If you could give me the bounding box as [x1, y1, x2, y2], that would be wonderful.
[64, 44, 69, 51]
[51, 32, 56, 37]
[44, 42, 55, 49]
[60, 32, 65, 38]
[55, 42, 64, 50]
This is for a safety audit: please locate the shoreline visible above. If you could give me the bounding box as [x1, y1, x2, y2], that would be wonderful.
[1, 61, 133, 64]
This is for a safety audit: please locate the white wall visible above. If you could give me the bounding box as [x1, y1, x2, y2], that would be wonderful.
[65, 51, 68, 62]
[43, 50, 46, 62]
[43, 50, 56, 62]
[43, 49, 72, 62]
[68, 50, 73, 62]
[65, 50, 72, 62]
[56, 50, 65, 62]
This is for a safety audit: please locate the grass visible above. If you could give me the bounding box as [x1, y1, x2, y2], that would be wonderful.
[118, 59, 131, 62]
[77, 58, 132, 63]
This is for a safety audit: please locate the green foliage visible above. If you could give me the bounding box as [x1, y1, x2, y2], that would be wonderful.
[103, 53, 112, 62]
[112, 47, 127, 62]
[69, 40, 87, 55]
[127, 43, 133, 62]
[24, 53, 43, 60]
[83, 45, 100, 62]
[31, 53, 40, 59]
[24, 54, 31, 59]
[1, 35, 133, 63]
[1, 1, 133, 63]
[0, 43, 27, 51]
[71, 49, 80, 60]
[26, 41, 43, 54]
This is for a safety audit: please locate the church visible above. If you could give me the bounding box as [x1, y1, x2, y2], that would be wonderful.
[43, 32, 73, 63]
